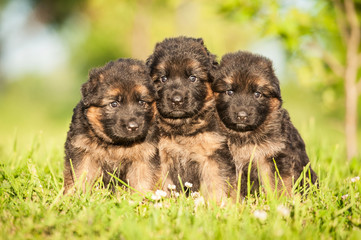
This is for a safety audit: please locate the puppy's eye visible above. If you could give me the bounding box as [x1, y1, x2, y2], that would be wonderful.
[160, 76, 168, 83]
[138, 100, 147, 106]
[254, 91, 262, 98]
[189, 75, 197, 83]
[110, 101, 119, 108]
[226, 90, 234, 96]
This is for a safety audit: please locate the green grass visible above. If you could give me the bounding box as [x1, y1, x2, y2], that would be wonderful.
[0, 127, 361, 240]
[1, 83, 361, 239]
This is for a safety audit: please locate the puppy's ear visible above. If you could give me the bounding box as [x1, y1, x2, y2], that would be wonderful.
[146, 41, 163, 68]
[81, 68, 104, 107]
[195, 38, 219, 80]
[195, 38, 204, 45]
[146, 54, 154, 67]
[272, 78, 282, 102]
[208, 56, 220, 84]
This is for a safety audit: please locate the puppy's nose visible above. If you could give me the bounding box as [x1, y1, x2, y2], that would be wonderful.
[237, 111, 248, 121]
[126, 121, 139, 132]
[171, 94, 184, 106]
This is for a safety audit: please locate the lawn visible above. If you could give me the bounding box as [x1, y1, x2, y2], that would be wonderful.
[0, 83, 361, 239]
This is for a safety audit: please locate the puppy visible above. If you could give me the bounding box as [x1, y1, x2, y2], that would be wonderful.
[146, 36, 236, 201]
[212, 51, 318, 197]
[63, 59, 160, 194]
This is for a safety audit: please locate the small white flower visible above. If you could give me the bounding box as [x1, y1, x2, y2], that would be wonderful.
[194, 196, 205, 207]
[277, 205, 290, 217]
[167, 184, 176, 190]
[155, 189, 167, 198]
[341, 194, 349, 200]
[151, 194, 161, 201]
[173, 192, 180, 198]
[191, 192, 200, 198]
[184, 182, 193, 188]
[351, 176, 360, 183]
[154, 202, 163, 208]
[253, 210, 267, 221]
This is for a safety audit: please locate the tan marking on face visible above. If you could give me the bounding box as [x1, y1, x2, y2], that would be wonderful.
[269, 98, 281, 111]
[254, 77, 269, 87]
[86, 107, 103, 131]
[150, 102, 157, 121]
[223, 76, 234, 85]
[155, 61, 166, 71]
[134, 85, 149, 96]
[86, 107, 113, 143]
[204, 82, 214, 102]
[101, 88, 122, 105]
[106, 88, 121, 97]
[187, 59, 208, 80]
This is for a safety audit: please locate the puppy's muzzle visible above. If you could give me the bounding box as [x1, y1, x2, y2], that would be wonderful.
[171, 93, 184, 107]
[126, 120, 139, 132]
[236, 111, 248, 121]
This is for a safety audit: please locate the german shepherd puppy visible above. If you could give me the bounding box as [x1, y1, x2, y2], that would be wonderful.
[212, 51, 317, 197]
[146, 37, 236, 201]
[63, 59, 160, 194]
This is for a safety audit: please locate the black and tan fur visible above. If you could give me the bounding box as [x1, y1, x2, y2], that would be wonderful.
[63, 59, 160, 194]
[212, 51, 318, 197]
[146, 37, 236, 201]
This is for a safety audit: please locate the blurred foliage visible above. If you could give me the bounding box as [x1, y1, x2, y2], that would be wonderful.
[216, 0, 361, 121]
[1, 0, 361, 151]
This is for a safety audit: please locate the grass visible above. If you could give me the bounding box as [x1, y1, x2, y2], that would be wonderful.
[0, 127, 361, 240]
[1, 84, 361, 239]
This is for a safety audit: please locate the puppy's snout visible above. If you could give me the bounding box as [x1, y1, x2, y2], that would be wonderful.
[171, 94, 184, 106]
[126, 120, 139, 132]
[236, 111, 248, 121]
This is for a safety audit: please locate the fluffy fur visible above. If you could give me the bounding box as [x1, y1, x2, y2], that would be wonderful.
[63, 59, 160, 194]
[147, 37, 236, 201]
[212, 51, 318, 196]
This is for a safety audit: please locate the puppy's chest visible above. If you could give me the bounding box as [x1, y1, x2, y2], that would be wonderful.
[229, 140, 285, 168]
[159, 132, 226, 165]
[72, 135, 156, 166]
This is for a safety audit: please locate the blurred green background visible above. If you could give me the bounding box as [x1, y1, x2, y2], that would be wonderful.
[0, 0, 359, 159]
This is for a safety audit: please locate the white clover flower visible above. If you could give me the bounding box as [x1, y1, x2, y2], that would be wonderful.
[191, 192, 200, 198]
[167, 184, 176, 190]
[154, 202, 163, 208]
[151, 194, 161, 201]
[277, 205, 290, 217]
[194, 196, 205, 207]
[351, 176, 360, 183]
[184, 182, 193, 188]
[155, 189, 167, 198]
[173, 192, 180, 198]
[253, 210, 267, 221]
[341, 194, 349, 200]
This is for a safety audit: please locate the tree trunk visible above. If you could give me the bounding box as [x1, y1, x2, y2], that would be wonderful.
[343, 0, 360, 160]
[345, 71, 358, 160]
